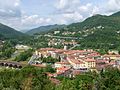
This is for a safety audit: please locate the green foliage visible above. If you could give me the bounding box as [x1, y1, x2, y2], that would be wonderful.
[2, 48, 15, 58]
[15, 49, 33, 61]
[0, 23, 28, 40]
[56, 67, 120, 90]
[0, 66, 54, 90]
[96, 49, 108, 55]
[44, 65, 56, 73]
[0, 40, 15, 59]
[0, 65, 120, 90]
[99, 67, 120, 90]
[42, 56, 60, 64]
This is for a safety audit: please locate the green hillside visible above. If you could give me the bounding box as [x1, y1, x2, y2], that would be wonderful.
[42, 11, 120, 50]
[0, 23, 28, 40]
[111, 11, 120, 16]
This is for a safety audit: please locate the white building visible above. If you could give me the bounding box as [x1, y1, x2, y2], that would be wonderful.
[15, 44, 30, 50]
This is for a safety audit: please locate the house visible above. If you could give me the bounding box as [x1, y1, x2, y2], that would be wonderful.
[84, 58, 96, 68]
[54, 66, 72, 77]
[67, 58, 86, 69]
[67, 54, 96, 70]
[55, 62, 71, 68]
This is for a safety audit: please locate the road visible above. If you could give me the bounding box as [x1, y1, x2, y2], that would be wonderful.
[69, 44, 81, 50]
[38, 35, 82, 40]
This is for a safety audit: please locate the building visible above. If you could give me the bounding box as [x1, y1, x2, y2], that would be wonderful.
[55, 62, 71, 68]
[54, 31, 60, 34]
[54, 66, 72, 77]
[84, 58, 96, 68]
[34, 48, 117, 74]
[103, 55, 120, 60]
[15, 44, 31, 50]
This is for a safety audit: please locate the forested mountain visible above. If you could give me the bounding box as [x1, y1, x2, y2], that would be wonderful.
[65, 11, 120, 32]
[42, 11, 120, 50]
[0, 23, 27, 40]
[26, 24, 66, 35]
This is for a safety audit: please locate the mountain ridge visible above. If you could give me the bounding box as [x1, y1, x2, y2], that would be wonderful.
[26, 24, 66, 35]
[0, 23, 27, 40]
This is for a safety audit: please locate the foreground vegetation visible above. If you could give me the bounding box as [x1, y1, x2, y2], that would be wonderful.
[0, 66, 120, 90]
[0, 66, 54, 90]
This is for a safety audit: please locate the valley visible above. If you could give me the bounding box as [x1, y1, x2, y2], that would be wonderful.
[0, 11, 120, 90]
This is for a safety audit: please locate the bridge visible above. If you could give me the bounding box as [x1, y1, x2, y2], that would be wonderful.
[0, 61, 22, 69]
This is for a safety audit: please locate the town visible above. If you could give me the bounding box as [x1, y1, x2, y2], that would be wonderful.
[29, 47, 120, 78]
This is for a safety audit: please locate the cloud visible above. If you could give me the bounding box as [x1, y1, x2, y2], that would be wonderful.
[54, 0, 101, 25]
[0, 0, 22, 30]
[107, 0, 120, 12]
[60, 12, 83, 24]
[55, 0, 80, 10]
[0, 0, 21, 18]
[78, 3, 92, 13]
[21, 15, 52, 29]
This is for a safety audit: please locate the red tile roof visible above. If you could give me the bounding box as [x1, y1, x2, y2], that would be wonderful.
[69, 59, 84, 64]
[57, 66, 70, 71]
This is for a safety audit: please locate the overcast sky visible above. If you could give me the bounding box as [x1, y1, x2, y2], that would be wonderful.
[0, 0, 120, 30]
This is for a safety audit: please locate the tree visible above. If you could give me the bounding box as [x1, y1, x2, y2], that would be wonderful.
[44, 65, 56, 73]
[15, 49, 33, 61]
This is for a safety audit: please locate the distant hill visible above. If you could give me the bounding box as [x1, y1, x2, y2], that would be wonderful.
[26, 24, 66, 35]
[0, 23, 27, 40]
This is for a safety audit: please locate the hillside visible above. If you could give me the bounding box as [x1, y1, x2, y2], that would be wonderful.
[111, 11, 120, 16]
[26, 24, 66, 35]
[69, 11, 120, 49]
[0, 23, 27, 40]
[42, 11, 120, 50]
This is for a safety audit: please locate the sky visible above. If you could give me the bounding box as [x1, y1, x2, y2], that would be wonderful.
[0, 0, 120, 30]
